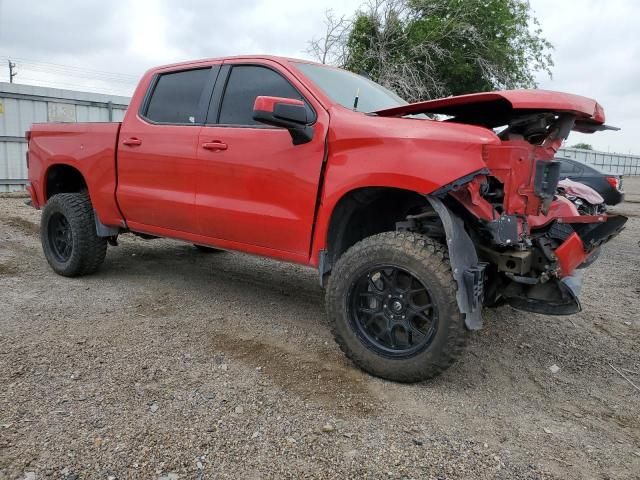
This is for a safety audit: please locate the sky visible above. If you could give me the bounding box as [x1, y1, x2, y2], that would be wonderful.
[0, 0, 638, 154]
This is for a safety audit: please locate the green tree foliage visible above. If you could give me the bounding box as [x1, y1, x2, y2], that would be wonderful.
[311, 0, 554, 102]
[570, 143, 594, 150]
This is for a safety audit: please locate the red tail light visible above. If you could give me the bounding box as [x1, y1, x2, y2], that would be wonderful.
[25, 130, 32, 142]
[606, 176, 620, 190]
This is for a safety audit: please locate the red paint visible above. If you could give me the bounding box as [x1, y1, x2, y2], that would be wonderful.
[25, 55, 617, 278]
[309, 106, 498, 262]
[555, 215, 607, 224]
[27, 122, 123, 225]
[528, 196, 580, 228]
[253, 95, 304, 112]
[193, 58, 329, 256]
[555, 232, 587, 276]
[375, 89, 606, 125]
[26, 183, 39, 208]
[450, 175, 497, 221]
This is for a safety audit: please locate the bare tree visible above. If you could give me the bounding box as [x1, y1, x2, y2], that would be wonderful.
[354, 0, 498, 101]
[359, 0, 442, 100]
[306, 0, 506, 102]
[306, 10, 351, 65]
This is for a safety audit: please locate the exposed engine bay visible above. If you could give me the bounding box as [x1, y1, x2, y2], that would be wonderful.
[456, 114, 624, 317]
[395, 102, 627, 325]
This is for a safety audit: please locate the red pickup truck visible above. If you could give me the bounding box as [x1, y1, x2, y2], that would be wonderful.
[26, 55, 626, 382]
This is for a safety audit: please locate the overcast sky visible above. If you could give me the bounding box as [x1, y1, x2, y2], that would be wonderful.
[0, 0, 638, 153]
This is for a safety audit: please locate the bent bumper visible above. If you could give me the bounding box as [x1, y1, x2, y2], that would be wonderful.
[507, 271, 583, 315]
[504, 213, 625, 315]
[554, 213, 627, 277]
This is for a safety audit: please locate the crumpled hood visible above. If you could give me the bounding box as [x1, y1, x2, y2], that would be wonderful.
[374, 89, 615, 134]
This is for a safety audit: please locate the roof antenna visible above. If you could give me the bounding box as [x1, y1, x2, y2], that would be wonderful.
[353, 88, 360, 111]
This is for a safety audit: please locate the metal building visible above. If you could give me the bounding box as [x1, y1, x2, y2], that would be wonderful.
[0, 81, 130, 192]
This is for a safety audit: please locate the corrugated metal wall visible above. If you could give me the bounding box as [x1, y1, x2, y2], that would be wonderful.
[0, 81, 130, 192]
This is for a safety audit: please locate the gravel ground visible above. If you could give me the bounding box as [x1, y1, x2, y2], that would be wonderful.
[1, 179, 639, 479]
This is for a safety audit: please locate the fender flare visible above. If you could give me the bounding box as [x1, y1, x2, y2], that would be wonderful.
[426, 196, 486, 330]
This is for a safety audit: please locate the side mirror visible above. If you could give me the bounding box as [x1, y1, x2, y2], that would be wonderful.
[252, 96, 314, 145]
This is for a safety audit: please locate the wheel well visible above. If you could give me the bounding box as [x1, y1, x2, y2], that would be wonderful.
[45, 164, 87, 200]
[326, 187, 429, 267]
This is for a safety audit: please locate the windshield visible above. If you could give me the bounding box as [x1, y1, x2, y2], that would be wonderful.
[294, 62, 408, 113]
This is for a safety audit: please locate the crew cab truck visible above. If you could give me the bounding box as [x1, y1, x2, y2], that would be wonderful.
[26, 56, 627, 382]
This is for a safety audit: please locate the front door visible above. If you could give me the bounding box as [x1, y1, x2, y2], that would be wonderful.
[195, 61, 328, 258]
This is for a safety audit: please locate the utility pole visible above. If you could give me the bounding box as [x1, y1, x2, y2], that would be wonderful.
[8, 59, 17, 83]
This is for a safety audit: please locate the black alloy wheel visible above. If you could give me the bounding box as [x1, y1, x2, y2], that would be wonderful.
[47, 212, 74, 262]
[349, 265, 438, 357]
[325, 232, 467, 382]
[41, 193, 108, 277]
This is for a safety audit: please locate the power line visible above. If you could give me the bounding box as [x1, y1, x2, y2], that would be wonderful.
[12, 63, 138, 85]
[0, 55, 140, 94]
[0, 55, 138, 95]
[0, 55, 139, 82]
[18, 76, 133, 96]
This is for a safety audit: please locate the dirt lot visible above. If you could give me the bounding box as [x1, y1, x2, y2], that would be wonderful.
[1, 179, 639, 480]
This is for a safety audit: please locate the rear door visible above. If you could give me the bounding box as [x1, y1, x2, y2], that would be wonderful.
[117, 65, 218, 233]
[194, 60, 329, 259]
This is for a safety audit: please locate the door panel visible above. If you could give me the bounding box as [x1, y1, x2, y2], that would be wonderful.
[116, 66, 217, 233]
[117, 123, 202, 232]
[195, 62, 328, 256]
[196, 126, 326, 253]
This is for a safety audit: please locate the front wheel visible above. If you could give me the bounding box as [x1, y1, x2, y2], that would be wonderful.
[41, 193, 107, 277]
[325, 232, 466, 382]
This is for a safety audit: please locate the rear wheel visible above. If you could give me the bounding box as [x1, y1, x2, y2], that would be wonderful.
[41, 193, 107, 277]
[325, 232, 466, 382]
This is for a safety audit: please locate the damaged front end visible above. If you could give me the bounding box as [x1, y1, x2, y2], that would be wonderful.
[390, 90, 627, 323]
[440, 108, 625, 316]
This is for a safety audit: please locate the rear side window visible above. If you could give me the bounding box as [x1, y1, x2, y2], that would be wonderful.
[580, 163, 602, 175]
[218, 66, 305, 125]
[145, 68, 210, 124]
[559, 160, 582, 175]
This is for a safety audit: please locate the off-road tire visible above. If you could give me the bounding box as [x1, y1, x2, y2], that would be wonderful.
[41, 193, 107, 277]
[325, 231, 467, 382]
[193, 244, 224, 253]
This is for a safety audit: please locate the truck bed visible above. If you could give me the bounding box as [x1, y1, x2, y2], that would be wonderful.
[27, 122, 124, 227]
